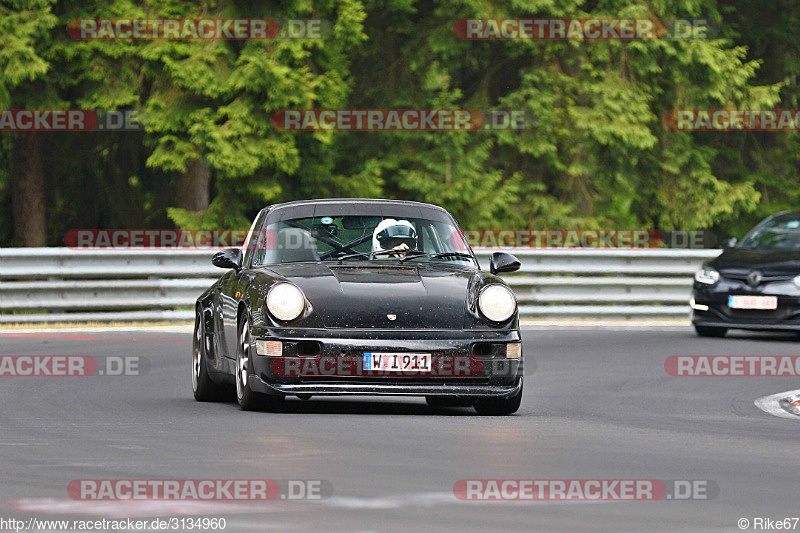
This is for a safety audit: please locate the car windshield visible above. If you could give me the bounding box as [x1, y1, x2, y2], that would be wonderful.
[249, 214, 475, 266]
[739, 213, 800, 250]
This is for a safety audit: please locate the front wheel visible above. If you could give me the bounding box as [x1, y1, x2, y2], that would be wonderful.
[694, 325, 727, 338]
[473, 381, 523, 416]
[236, 314, 284, 411]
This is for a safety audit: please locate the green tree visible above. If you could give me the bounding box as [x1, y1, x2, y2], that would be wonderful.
[0, 0, 57, 246]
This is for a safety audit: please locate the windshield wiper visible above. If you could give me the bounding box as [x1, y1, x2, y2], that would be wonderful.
[337, 252, 370, 263]
[400, 251, 473, 262]
[337, 250, 408, 263]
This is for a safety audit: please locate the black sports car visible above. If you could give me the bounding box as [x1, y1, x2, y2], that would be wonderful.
[691, 211, 800, 337]
[192, 198, 524, 414]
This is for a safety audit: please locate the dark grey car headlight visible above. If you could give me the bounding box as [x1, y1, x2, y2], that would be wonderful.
[694, 267, 720, 285]
[266, 283, 305, 321]
[478, 284, 516, 322]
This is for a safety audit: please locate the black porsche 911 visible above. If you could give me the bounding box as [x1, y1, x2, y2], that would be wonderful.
[192, 198, 524, 415]
[691, 211, 800, 337]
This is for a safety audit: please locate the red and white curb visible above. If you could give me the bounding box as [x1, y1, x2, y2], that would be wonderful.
[754, 389, 800, 420]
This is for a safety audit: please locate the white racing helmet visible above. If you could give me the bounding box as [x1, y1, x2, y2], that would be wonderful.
[371, 219, 417, 256]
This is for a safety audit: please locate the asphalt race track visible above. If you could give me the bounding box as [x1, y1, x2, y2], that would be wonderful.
[0, 327, 798, 532]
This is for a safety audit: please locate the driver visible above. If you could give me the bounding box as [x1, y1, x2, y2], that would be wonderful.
[371, 219, 417, 258]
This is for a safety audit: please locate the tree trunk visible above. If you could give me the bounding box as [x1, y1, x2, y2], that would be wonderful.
[12, 132, 46, 247]
[175, 156, 210, 211]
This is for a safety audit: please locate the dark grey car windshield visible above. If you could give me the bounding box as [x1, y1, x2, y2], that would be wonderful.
[248, 215, 475, 266]
[739, 214, 800, 250]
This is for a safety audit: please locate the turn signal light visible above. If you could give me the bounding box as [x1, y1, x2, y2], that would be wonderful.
[256, 340, 283, 356]
[506, 343, 521, 359]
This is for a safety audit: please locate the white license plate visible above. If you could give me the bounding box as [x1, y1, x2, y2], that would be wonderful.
[363, 353, 431, 372]
[728, 295, 778, 310]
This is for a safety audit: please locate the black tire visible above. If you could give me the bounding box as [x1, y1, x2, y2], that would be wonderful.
[235, 314, 284, 411]
[425, 396, 476, 408]
[192, 309, 229, 402]
[473, 380, 523, 416]
[694, 325, 728, 338]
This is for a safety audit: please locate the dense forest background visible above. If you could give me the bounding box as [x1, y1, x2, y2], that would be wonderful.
[1, 0, 798, 246]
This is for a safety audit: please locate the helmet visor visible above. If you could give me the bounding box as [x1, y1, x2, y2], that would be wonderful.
[377, 225, 417, 250]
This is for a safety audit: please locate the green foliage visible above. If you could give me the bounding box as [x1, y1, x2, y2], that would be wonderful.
[167, 192, 252, 230]
[0, 0, 57, 107]
[0, 0, 798, 244]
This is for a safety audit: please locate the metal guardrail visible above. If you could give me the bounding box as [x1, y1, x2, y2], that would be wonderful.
[0, 248, 719, 323]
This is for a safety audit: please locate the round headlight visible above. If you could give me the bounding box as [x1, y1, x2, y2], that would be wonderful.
[695, 267, 720, 285]
[478, 284, 517, 322]
[266, 283, 305, 321]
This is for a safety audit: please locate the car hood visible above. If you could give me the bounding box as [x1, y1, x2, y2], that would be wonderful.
[262, 262, 482, 329]
[710, 248, 800, 275]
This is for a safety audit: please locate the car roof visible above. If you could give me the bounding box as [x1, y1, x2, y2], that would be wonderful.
[759, 210, 800, 223]
[262, 198, 455, 223]
[268, 198, 449, 212]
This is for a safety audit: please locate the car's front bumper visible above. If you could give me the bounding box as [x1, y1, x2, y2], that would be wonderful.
[247, 326, 524, 398]
[690, 312, 800, 331]
[251, 379, 523, 398]
[691, 280, 800, 331]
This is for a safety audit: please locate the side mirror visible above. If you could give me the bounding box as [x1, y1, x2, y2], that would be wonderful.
[212, 248, 243, 270]
[490, 252, 521, 275]
[722, 237, 738, 249]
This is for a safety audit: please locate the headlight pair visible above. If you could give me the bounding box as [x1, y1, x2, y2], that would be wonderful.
[268, 281, 518, 323]
[695, 268, 800, 288]
[478, 284, 517, 322]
